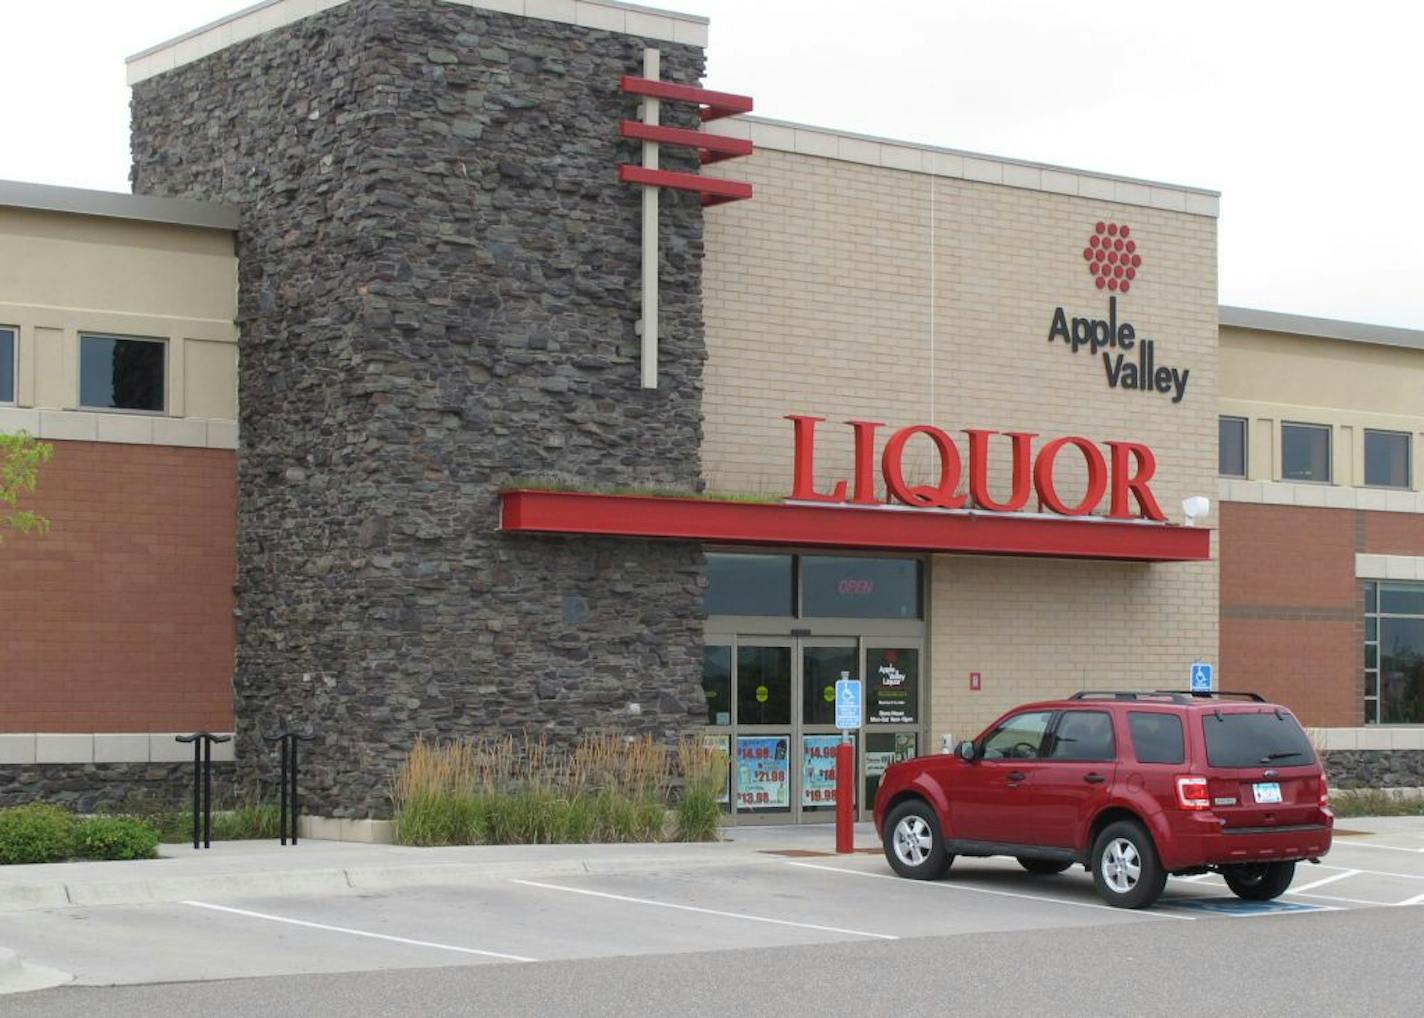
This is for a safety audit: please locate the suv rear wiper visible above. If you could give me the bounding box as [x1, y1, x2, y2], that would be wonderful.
[1259, 751, 1304, 762]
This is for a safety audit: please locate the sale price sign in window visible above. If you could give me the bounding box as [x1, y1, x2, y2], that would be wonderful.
[801, 734, 856, 809]
[735, 736, 789, 811]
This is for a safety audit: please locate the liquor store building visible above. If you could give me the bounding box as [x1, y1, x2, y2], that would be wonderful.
[1, 0, 1421, 828]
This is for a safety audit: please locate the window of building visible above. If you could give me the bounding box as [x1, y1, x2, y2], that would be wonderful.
[1364, 430, 1411, 489]
[801, 556, 922, 619]
[705, 552, 923, 620]
[79, 335, 166, 413]
[1364, 581, 1424, 724]
[1218, 416, 1247, 477]
[1281, 422, 1331, 483]
[0, 326, 15, 404]
[705, 553, 794, 616]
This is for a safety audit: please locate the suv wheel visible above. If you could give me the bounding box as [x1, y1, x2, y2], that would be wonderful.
[883, 800, 953, 880]
[1222, 861, 1296, 901]
[1091, 820, 1167, 908]
[1017, 857, 1072, 875]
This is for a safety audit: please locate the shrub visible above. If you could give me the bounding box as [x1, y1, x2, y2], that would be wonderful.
[674, 740, 727, 842]
[0, 803, 76, 864]
[1331, 788, 1424, 818]
[74, 816, 160, 861]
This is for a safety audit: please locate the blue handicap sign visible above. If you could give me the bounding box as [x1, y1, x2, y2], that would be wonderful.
[834, 678, 862, 730]
[1190, 661, 1213, 692]
[1170, 898, 1327, 917]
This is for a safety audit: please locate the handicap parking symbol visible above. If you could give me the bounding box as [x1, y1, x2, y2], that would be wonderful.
[1170, 898, 1327, 917]
[1190, 661, 1213, 693]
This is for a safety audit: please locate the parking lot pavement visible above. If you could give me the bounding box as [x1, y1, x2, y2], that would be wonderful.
[3, 819, 1421, 992]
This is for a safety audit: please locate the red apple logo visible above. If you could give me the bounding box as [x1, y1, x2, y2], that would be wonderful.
[1081, 220, 1142, 293]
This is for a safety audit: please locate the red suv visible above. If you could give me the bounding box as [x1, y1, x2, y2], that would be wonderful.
[872, 690, 1333, 908]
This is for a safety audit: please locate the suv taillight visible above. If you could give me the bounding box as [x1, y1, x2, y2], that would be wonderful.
[1175, 776, 1211, 811]
[1319, 774, 1330, 809]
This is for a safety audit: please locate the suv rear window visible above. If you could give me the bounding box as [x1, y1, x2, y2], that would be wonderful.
[1201, 711, 1316, 768]
[1128, 712, 1184, 764]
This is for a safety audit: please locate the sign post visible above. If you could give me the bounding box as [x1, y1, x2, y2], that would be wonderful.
[834, 671, 862, 854]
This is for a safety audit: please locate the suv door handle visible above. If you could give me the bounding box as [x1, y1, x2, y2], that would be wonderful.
[1083, 773, 1107, 784]
[1007, 771, 1027, 782]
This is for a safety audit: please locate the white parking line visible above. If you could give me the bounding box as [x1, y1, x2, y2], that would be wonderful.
[1288, 891, 1396, 907]
[1397, 891, 1424, 906]
[1290, 869, 1361, 894]
[1315, 862, 1424, 881]
[510, 879, 899, 941]
[1338, 841, 1424, 855]
[783, 862, 1196, 920]
[182, 901, 535, 962]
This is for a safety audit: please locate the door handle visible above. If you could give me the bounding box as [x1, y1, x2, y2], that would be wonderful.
[1007, 771, 1026, 782]
[1083, 773, 1106, 784]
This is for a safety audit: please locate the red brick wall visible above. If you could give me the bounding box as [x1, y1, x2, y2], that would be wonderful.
[1219, 503, 1360, 726]
[0, 439, 235, 732]
[1221, 501, 1424, 727]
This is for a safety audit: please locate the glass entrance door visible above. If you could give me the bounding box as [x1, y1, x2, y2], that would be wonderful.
[705, 635, 925, 824]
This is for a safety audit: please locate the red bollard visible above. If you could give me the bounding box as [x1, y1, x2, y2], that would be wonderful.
[835, 738, 854, 854]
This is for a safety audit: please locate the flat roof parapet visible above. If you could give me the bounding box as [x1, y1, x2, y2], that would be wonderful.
[0, 179, 239, 231]
[1220, 305, 1424, 353]
[126, 0, 711, 85]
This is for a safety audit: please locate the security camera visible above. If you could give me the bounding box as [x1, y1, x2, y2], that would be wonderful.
[1181, 496, 1210, 527]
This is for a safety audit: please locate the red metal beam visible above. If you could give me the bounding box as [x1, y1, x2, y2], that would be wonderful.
[619, 120, 754, 163]
[619, 76, 754, 121]
[618, 164, 753, 204]
[500, 490, 1212, 563]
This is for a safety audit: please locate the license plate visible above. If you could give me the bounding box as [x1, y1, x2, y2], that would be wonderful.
[1253, 781, 1283, 804]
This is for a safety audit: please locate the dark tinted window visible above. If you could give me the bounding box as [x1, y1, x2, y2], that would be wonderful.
[1128, 712, 1185, 764]
[1281, 423, 1330, 483]
[1380, 618, 1424, 725]
[735, 645, 791, 725]
[1380, 583, 1424, 615]
[705, 554, 793, 616]
[1202, 711, 1315, 768]
[801, 556, 921, 619]
[1218, 417, 1246, 477]
[1364, 430, 1410, 488]
[80, 336, 165, 412]
[1049, 711, 1115, 761]
[0, 327, 14, 403]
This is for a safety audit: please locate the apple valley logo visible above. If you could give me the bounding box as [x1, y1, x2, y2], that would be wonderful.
[1082, 220, 1141, 293]
[1048, 220, 1189, 402]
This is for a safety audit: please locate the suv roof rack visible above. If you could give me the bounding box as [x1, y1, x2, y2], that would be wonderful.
[1154, 690, 1266, 702]
[1069, 691, 1189, 703]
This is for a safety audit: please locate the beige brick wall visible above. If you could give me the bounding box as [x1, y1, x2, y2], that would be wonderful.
[703, 144, 1219, 739]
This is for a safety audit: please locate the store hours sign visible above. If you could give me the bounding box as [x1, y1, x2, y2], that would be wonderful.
[868, 648, 918, 724]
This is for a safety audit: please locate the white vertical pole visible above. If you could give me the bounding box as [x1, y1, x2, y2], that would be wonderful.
[640, 47, 660, 389]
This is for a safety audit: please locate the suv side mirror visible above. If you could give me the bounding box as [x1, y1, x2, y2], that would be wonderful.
[955, 740, 979, 762]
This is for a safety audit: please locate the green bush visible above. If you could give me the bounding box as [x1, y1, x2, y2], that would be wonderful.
[0, 803, 76, 864]
[74, 816, 160, 861]
[674, 785, 723, 842]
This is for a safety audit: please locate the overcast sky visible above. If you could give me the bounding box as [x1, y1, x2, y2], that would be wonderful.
[2, 1, 1421, 327]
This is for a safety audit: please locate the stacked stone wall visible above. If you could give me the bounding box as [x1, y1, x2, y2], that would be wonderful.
[130, 0, 710, 817]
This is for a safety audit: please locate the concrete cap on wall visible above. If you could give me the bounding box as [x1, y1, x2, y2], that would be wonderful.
[1220, 305, 1424, 353]
[0, 179, 239, 231]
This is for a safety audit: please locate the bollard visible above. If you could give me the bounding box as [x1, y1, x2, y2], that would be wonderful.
[835, 738, 855, 854]
[174, 733, 232, 849]
[263, 728, 314, 845]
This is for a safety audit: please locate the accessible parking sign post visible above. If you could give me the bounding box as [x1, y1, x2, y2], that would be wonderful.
[834, 674, 862, 854]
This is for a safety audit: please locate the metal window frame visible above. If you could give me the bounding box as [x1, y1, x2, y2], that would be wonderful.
[0, 325, 16, 406]
[1217, 415, 1248, 478]
[1362, 428, 1413, 490]
[1281, 421, 1332, 484]
[1364, 579, 1424, 725]
[76, 332, 169, 416]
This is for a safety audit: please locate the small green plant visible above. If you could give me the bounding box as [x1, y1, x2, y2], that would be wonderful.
[0, 430, 54, 543]
[675, 741, 727, 842]
[1331, 788, 1424, 818]
[73, 816, 160, 860]
[0, 803, 76, 864]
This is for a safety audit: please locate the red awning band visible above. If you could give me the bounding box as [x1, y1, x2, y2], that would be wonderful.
[499, 490, 1211, 562]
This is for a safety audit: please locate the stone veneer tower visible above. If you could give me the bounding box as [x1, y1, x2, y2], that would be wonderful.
[130, 0, 710, 817]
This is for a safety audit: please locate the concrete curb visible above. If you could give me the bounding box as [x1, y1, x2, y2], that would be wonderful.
[0, 848, 789, 913]
[0, 947, 72, 996]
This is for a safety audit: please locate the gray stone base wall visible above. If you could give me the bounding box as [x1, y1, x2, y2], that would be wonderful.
[0, 762, 238, 814]
[1324, 750, 1424, 790]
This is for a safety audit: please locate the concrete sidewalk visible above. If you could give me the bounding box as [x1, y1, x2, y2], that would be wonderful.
[0, 822, 879, 913]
